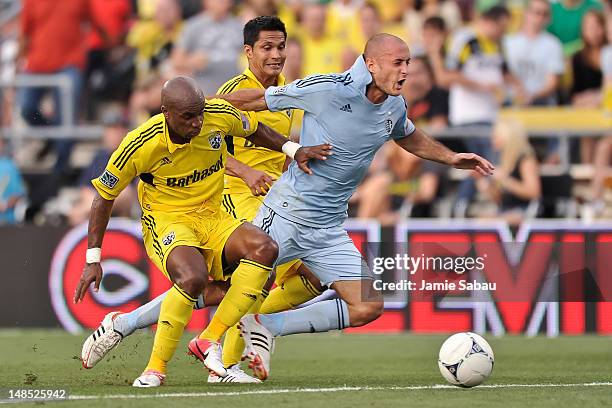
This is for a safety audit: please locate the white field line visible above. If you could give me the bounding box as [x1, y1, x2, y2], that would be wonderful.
[1, 382, 610, 403]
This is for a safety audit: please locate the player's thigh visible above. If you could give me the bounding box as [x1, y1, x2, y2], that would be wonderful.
[252, 204, 301, 265]
[202, 210, 245, 281]
[141, 211, 206, 281]
[165, 245, 209, 289]
[221, 219, 278, 266]
[222, 192, 263, 222]
[300, 227, 370, 288]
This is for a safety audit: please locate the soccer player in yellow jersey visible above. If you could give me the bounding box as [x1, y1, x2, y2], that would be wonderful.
[74, 75, 331, 387]
[78, 16, 326, 384]
[217, 16, 327, 382]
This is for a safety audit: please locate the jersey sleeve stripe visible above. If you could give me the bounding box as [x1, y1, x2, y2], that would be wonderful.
[113, 121, 163, 169]
[295, 73, 352, 88]
[204, 107, 242, 122]
[221, 75, 248, 94]
[115, 129, 163, 170]
[218, 74, 248, 95]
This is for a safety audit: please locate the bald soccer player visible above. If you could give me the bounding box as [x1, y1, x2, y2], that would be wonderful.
[75, 76, 331, 387]
[218, 34, 494, 375]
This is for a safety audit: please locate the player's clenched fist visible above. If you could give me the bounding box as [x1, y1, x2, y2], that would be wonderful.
[294, 143, 333, 175]
[74, 263, 103, 303]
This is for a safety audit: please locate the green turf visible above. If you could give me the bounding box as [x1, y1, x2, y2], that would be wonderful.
[0, 330, 610, 407]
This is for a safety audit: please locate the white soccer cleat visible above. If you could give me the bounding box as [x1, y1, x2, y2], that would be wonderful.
[81, 312, 124, 369]
[207, 364, 262, 383]
[132, 370, 166, 388]
[187, 337, 228, 377]
[239, 314, 274, 381]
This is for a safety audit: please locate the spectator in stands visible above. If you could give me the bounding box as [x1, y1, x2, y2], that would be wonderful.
[128, 73, 166, 125]
[298, 2, 344, 74]
[588, 19, 612, 214]
[171, 0, 242, 94]
[128, 0, 183, 83]
[353, 56, 448, 222]
[547, 0, 603, 56]
[571, 10, 608, 163]
[343, 3, 384, 67]
[476, 119, 541, 226]
[505, 0, 565, 106]
[402, 0, 461, 48]
[571, 10, 607, 105]
[327, 0, 362, 46]
[85, 0, 133, 110]
[0, 6, 19, 127]
[434, 6, 526, 216]
[421, 16, 449, 89]
[0, 136, 26, 225]
[18, 0, 110, 172]
[403, 55, 449, 129]
[353, 143, 447, 223]
[68, 111, 136, 226]
[239, 0, 297, 34]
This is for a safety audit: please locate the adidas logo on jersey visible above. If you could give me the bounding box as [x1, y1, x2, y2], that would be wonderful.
[339, 104, 352, 113]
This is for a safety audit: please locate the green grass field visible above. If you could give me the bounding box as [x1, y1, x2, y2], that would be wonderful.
[0, 330, 610, 407]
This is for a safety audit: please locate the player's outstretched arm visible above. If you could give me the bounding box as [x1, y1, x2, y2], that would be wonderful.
[246, 123, 332, 175]
[395, 127, 494, 176]
[74, 193, 114, 303]
[211, 88, 268, 112]
[226, 156, 275, 196]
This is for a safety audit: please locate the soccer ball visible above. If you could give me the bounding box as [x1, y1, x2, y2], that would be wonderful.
[438, 332, 494, 388]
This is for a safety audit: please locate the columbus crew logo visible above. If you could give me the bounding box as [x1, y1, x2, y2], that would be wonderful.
[162, 231, 175, 246]
[209, 132, 223, 150]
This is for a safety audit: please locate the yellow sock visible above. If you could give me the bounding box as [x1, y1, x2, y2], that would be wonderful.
[260, 274, 322, 314]
[200, 259, 272, 342]
[222, 288, 268, 367]
[146, 284, 196, 374]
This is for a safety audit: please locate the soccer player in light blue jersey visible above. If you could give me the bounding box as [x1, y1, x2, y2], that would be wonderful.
[221, 33, 494, 376]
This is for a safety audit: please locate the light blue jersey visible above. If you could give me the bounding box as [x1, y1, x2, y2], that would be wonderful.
[263, 56, 416, 228]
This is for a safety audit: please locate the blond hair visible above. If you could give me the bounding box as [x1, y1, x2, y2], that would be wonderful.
[493, 119, 535, 174]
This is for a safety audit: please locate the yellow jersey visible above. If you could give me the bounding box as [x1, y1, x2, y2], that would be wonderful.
[92, 99, 258, 214]
[218, 68, 293, 195]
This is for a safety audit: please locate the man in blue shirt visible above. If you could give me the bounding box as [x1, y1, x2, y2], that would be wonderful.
[221, 33, 493, 377]
[0, 137, 26, 225]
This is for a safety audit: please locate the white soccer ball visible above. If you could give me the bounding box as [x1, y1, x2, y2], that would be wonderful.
[438, 332, 494, 388]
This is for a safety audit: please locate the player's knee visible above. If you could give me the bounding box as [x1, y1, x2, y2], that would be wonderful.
[175, 273, 207, 299]
[349, 300, 383, 327]
[248, 235, 279, 266]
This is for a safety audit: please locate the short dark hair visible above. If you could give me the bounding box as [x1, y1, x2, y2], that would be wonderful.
[481, 5, 510, 21]
[423, 16, 446, 32]
[243, 16, 287, 46]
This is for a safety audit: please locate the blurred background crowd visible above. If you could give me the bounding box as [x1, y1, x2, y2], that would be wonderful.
[0, 0, 611, 230]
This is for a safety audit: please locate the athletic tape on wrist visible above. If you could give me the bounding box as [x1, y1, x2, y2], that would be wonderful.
[86, 247, 101, 264]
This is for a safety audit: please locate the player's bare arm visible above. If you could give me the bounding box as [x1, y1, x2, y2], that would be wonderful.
[395, 127, 495, 176]
[212, 88, 268, 112]
[73, 193, 114, 303]
[226, 155, 275, 196]
[246, 123, 333, 175]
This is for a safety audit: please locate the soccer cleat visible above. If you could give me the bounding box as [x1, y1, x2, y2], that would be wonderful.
[132, 370, 166, 388]
[81, 312, 124, 369]
[239, 314, 274, 381]
[207, 364, 262, 383]
[187, 337, 228, 377]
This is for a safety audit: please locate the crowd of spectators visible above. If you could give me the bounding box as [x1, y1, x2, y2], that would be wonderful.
[0, 0, 611, 227]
